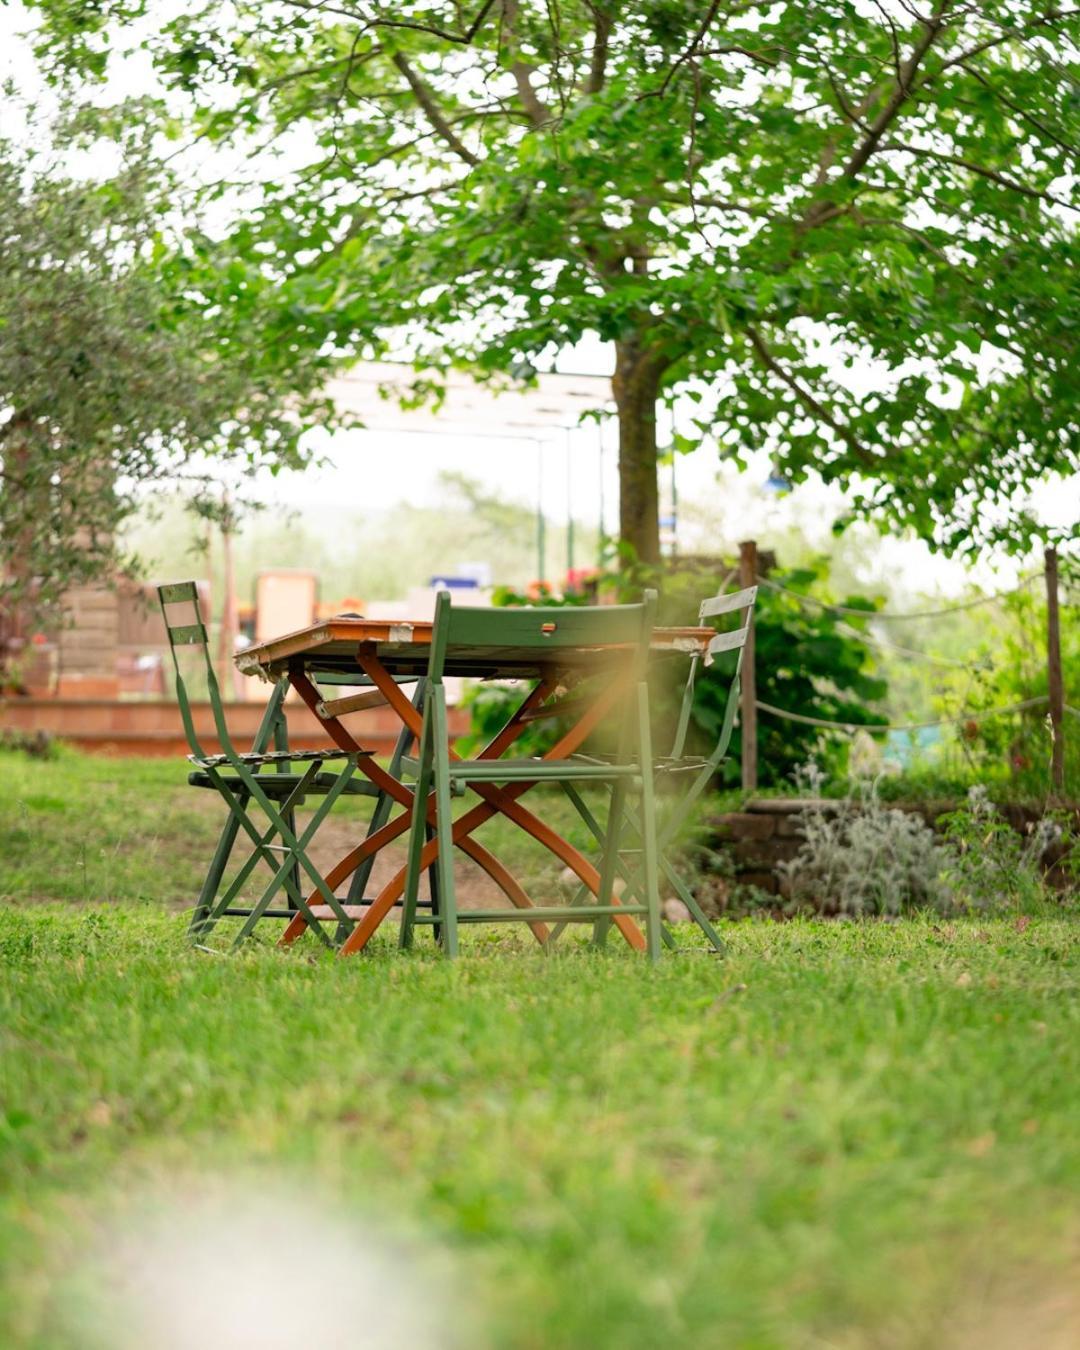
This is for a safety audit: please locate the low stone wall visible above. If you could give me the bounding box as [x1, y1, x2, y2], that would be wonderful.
[709, 797, 1078, 895]
[0, 696, 469, 757]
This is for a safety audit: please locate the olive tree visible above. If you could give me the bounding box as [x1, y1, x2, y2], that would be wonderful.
[0, 121, 335, 642]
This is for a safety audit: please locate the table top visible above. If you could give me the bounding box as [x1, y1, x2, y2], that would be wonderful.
[236, 615, 714, 682]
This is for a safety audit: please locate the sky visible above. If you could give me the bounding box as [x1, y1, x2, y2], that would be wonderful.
[3, 3, 1075, 602]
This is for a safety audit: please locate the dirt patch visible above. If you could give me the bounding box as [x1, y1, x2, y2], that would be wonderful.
[181, 790, 518, 911]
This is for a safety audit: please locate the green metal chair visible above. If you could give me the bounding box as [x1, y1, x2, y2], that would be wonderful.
[158, 581, 378, 949]
[558, 582, 758, 953]
[398, 589, 665, 959]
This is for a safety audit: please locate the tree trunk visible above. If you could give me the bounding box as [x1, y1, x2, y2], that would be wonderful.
[612, 338, 664, 567]
[1, 419, 34, 679]
[1045, 545, 1065, 796]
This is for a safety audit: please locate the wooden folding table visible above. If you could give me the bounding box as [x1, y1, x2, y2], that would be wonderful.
[237, 615, 713, 954]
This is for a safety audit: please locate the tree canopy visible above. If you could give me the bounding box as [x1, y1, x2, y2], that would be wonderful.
[25, 1, 1080, 563]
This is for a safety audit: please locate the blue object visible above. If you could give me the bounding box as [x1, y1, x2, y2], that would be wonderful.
[429, 576, 481, 591]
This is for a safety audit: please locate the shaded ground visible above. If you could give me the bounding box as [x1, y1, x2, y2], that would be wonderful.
[0, 747, 596, 915]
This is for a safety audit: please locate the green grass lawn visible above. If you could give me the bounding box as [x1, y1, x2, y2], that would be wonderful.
[1, 751, 1078, 1348]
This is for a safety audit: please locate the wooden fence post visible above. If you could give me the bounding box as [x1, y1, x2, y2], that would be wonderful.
[217, 495, 242, 701]
[739, 539, 758, 792]
[1045, 545, 1065, 796]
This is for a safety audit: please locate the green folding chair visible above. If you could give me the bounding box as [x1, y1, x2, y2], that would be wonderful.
[157, 581, 378, 949]
[558, 582, 758, 954]
[398, 589, 665, 959]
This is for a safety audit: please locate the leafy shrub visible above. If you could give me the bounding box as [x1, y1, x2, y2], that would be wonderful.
[672, 833, 777, 919]
[0, 728, 55, 759]
[455, 585, 600, 757]
[456, 680, 558, 757]
[920, 569, 1079, 799]
[652, 561, 889, 787]
[939, 785, 1079, 911]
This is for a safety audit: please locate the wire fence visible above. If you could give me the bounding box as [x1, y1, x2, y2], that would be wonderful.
[744, 557, 1073, 760]
[754, 570, 1043, 621]
[755, 695, 1053, 735]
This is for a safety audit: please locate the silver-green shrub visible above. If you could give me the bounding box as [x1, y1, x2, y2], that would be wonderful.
[782, 772, 1077, 916]
[780, 770, 948, 916]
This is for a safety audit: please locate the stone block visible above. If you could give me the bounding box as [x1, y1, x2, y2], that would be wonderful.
[745, 797, 841, 813]
[735, 871, 778, 895]
[733, 838, 802, 868]
[56, 674, 121, 698]
[67, 592, 119, 613]
[732, 839, 769, 866]
[709, 812, 776, 841]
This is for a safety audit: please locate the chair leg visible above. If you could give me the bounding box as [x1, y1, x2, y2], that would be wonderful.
[662, 856, 726, 954]
[592, 779, 627, 948]
[189, 798, 245, 940]
[197, 788, 309, 938]
[355, 680, 426, 922]
[272, 708, 302, 917]
[206, 764, 351, 949]
[426, 821, 443, 946]
[229, 759, 357, 949]
[636, 681, 663, 963]
[430, 685, 459, 957]
[189, 681, 288, 943]
[400, 711, 434, 951]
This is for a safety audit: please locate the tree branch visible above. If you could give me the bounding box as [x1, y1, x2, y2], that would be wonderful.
[745, 326, 877, 469]
[584, 4, 614, 94]
[502, 1, 552, 126]
[640, 0, 724, 100]
[954, 60, 1078, 156]
[391, 52, 480, 166]
[661, 192, 780, 221]
[917, 8, 1080, 86]
[282, 0, 500, 45]
[879, 140, 1077, 208]
[841, 1, 953, 180]
[511, 61, 551, 125]
[701, 43, 787, 69]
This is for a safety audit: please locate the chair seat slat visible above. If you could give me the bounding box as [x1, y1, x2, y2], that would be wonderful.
[189, 748, 361, 768]
[445, 757, 641, 782]
[168, 623, 209, 645]
[158, 581, 199, 604]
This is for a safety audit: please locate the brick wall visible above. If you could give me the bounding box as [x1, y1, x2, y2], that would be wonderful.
[0, 694, 470, 757]
[56, 585, 120, 697]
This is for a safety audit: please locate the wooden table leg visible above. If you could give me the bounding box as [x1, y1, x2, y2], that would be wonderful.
[278, 667, 553, 948]
[337, 662, 646, 956]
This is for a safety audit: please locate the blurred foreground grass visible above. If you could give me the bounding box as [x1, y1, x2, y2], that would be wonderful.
[1, 751, 1078, 1347]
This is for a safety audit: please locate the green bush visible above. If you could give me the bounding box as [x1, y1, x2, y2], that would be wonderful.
[652, 560, 889, 786]
[946, 576, 1079, 799]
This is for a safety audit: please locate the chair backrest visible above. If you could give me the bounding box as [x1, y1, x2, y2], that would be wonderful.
[157, 580, 240, 761]
[699, 584, 758, 663]
[426, 591, 657, 680]
[671, 583, 758, 759]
